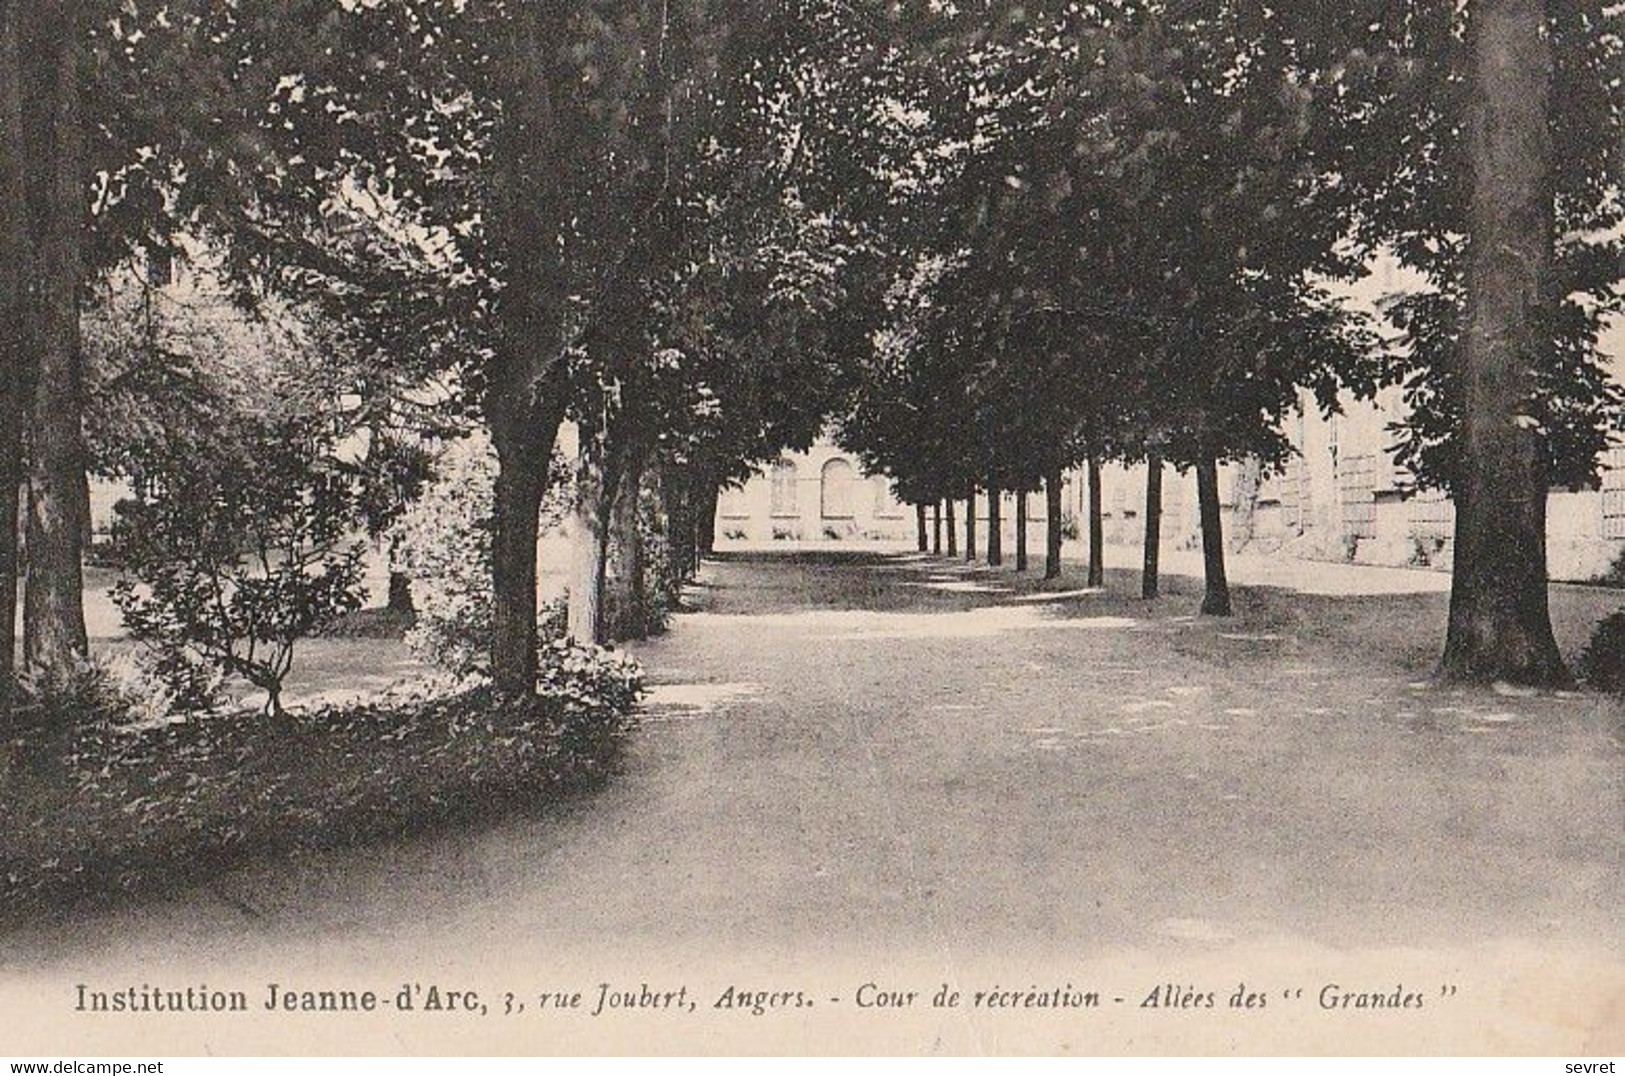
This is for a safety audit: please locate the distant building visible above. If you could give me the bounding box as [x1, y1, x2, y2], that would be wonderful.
[1086, 382, 1625, 583]
[713, 438, 1069, 548]
[719, 387, 1625, 584]
[714, 442, 917, 543]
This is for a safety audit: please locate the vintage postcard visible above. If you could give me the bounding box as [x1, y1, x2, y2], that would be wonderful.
[1, 0, 1621, 1059]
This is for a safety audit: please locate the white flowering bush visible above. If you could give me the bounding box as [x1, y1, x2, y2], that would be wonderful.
[392, 433, 574, 679]
[536, 639, 646, 721]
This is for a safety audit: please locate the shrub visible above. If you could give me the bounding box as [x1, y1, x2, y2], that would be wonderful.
[1591, 546, 1625, 589]
[1058, 510, 1081, 541]
[111, 415, 368, 717]
[537, 639, 646, 720]
[0, 676, 637, 921]
[1580, 610, 1625, 693]
[1408, 533, 1449, 569]
[392, 433, 573, 678]
[100, 650, 225, 725]
[10, 656, 142, 737]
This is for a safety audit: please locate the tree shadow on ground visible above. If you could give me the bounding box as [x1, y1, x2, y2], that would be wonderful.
[696, 549, 1625, 710]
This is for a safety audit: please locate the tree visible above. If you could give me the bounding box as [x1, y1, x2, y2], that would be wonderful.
[1044, 468, 1064, 579]
[1084, 455, 1104, 586]
[19, 0, 91, 673]
[0, 0, 28, 723]
[112, 413, 369, 717]
[1441, 0, 1570, 684]
[1314, 1, 1621, 680]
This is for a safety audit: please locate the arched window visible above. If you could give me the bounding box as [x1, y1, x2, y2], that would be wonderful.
[821, 458, 856, 519]
[770, 460, 799, 517]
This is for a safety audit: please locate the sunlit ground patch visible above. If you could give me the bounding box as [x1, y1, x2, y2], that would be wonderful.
[1004, 588, 1105, 603]
[755, 605, 1147, 641]
[905, 580, 1011, 593]
[640, 681, 763, 723]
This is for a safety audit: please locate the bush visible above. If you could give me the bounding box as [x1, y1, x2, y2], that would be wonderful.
[100, 650, 226, 725]
[537, 639, 646, 720]
[9, 656, 144, 737]
[111, 415, 368, 716]
[1408, 534, 1449, 569]
[1591, 546, 1625, 589]
[1580, 610, 1625, 693]
[0, 677, 637, 922]
[392, 434, 573, 679]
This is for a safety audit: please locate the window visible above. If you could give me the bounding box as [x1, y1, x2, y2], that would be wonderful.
[821, 458, 856, 519]
[1338, 453, 1377, 540]
[1602, 448, 1625, 539]
[770, 460, 799, 518]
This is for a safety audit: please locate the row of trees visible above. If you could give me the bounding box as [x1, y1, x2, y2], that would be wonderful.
[0, 0, 1620, 723]
[0, 0, 935, 722]
[838, 0, 1622, 685]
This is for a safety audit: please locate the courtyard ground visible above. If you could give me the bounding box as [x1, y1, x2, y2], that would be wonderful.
[2, 546, 1621, 1054]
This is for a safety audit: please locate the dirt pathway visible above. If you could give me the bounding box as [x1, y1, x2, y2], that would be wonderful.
[3, 550, 1621, 1053]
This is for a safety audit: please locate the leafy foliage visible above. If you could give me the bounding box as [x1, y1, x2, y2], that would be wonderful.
[0, 679, 636, 922]
[392, 433, 574, 679]
[1580, 610, 1625, 693]
[111, 415, 369, 716]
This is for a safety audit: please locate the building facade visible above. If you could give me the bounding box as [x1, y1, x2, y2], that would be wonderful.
[714, 439, 1067, 548]
[1084, 384, 1625, 583]
[718, 397, 1625, 585]
[715, 442, 918, 543]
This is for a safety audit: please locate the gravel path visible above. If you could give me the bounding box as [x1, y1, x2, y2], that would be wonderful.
[3, 549, 1621, 1053]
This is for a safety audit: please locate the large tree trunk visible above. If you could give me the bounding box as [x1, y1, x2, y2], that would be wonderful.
[915, 502, 928, 552]
[568, 430, 612, 646]
[607, 449, 648, 640]
[963, 488, 977, 561]
[0, 0, 30, 722]
[985, 486, 1001, 566]
[1044, 467, 1063, 580]
[932, 501, 943, 554]
[385, 571, 415, 616]
[660, 461, 696, 593]
[1441, 0, 1569, 686]
[21, 0, 88, 675]
[488, 403, 563, 695]
[1195, 447, 1232, 617]
[1014, 487, 1029, 572]
[1087, 454, 1104, 587]
[1141, 447, 1163, 600]
[946, 498, 957, 557]
[695, 479, 719, 558]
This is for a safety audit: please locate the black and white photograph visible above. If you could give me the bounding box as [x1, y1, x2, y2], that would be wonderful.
[0, 0, 1621, 1059]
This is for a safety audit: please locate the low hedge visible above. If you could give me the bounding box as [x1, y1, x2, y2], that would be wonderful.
[0, 678, 637, 925]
